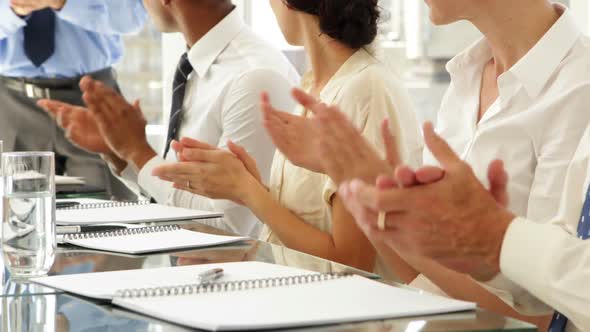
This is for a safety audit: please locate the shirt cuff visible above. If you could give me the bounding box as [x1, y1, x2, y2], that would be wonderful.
[119, 163, 139, 184]
[501, 218, 551, 286]
[137, 155, 174, 203]
[497, 217, 557, 314]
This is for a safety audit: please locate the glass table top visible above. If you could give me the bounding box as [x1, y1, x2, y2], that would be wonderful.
[0, 222, 537, 332]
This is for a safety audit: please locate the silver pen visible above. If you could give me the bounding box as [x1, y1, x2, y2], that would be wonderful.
[197, 268, 224, 284]
[56, 225, 82, 234]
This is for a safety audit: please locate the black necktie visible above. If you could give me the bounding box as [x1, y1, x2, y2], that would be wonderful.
[24, 8, 56, 67]
[163, 53, 194, 158]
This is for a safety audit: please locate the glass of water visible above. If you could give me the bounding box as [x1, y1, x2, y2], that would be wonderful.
[2, 152, 56, 278]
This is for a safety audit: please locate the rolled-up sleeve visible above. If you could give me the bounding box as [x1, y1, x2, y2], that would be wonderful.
[499, 218, 590, 330]
[57, 0, 147, 35]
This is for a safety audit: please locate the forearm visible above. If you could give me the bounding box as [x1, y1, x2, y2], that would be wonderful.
[101, 153, 128, 176]
[407, 257, 550, 329]
[373, 240, 419, 283]
[243, 183, 373, 271]
[56, 0, 146, 34]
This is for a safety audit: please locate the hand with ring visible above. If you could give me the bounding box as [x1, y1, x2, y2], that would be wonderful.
[152, 138, 264, 205]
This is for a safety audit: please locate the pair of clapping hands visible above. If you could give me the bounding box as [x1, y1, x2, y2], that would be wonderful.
[39, 79, 515, 281]
[38, 76, 265, 205]
[262, 89, 514, 282]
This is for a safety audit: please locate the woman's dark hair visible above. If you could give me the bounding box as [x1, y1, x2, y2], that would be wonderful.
[285, 0, 380, 49]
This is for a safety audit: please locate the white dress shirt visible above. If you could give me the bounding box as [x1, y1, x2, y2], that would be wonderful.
[496, 118, 590, 332]
[119, 10, 300, 237]
[413, 4, 590, 306]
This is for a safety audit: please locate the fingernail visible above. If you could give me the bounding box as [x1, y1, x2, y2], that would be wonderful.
[338, 184, 349, 197]
[350, 179, 364, 193]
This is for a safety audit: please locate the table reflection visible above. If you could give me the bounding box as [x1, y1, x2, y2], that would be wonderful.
[1, 292, 56, 332]
[0, 220, 535, 332]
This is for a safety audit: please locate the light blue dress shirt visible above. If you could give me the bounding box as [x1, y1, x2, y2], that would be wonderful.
[0, 0, 147, 78]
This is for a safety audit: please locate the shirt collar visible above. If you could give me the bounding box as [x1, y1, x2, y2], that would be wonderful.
[446, 3, 581, 101]
[187, 8, 245, 78]
[314, 48, 377, 102]
[509, 4, 580, 99]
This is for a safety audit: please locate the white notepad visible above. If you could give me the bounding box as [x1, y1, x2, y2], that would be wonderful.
[60, 225, 248, 254]
[56, 200, 223, 226]
[33, 262, 476, 331]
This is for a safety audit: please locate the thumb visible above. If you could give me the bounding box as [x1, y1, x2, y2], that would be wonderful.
[487, 159, 509, 207]
[133, 99, 142, 112]
[228, 141, 262, 182]
[292, 88, 322, 110]
[381, 119, 401, 168]
[423, 122, 462, 169]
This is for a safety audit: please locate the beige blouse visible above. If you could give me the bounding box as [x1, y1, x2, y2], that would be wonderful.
[260, 48, 423, 280]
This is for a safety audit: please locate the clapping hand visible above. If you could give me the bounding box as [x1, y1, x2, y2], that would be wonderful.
[38, 99, 111, 155]
[261, 91, 324, 173]
[339, 123, 514, 281]
[152, 138, 263, 205]
[77, 76, 155, 168]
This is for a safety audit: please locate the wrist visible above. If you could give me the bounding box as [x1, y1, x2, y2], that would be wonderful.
[127, 144, 157, 171]
[239, 176, 268, 208]
[478, 209, 515, 281]
[101, 153, 128, 176]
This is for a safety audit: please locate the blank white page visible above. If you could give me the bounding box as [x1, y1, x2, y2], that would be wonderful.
[64, 229, 248, 254]
[114, 275, 476, 331]
[57, 203, 223, 225]
[33, 262, 475, 331]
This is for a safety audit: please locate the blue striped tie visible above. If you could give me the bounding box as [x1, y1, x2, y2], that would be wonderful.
[163, 53, 193, 158]
[547, 185, 590, 331]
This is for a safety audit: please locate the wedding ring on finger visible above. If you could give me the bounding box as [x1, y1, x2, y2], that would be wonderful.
[378, 211, 386, 231]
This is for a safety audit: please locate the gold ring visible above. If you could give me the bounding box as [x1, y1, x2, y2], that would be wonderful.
[378, 212, 386, 231]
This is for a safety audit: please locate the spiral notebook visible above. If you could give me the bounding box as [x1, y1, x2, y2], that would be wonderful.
[59, 225, 249, 254]
[32, 262, 476, 331]
[56, 199, 223, 226]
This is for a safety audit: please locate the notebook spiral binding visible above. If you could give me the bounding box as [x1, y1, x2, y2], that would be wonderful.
[63, 225, 180, 241]
[57, 200, 151, 211]
[115, 272, 353, 299]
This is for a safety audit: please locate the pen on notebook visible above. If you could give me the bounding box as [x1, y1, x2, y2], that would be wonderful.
[197, 268, 224, 284]
[56, 201, 80, 209]
[56, 225, 82, 234]
[78, 224, 129, 233]
[57, 224, 129, 235]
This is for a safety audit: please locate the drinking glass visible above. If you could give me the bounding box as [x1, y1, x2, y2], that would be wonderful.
[2, 152, 56, 278]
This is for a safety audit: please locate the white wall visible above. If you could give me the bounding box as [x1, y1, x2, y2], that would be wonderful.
[571, 0, 590, 34]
